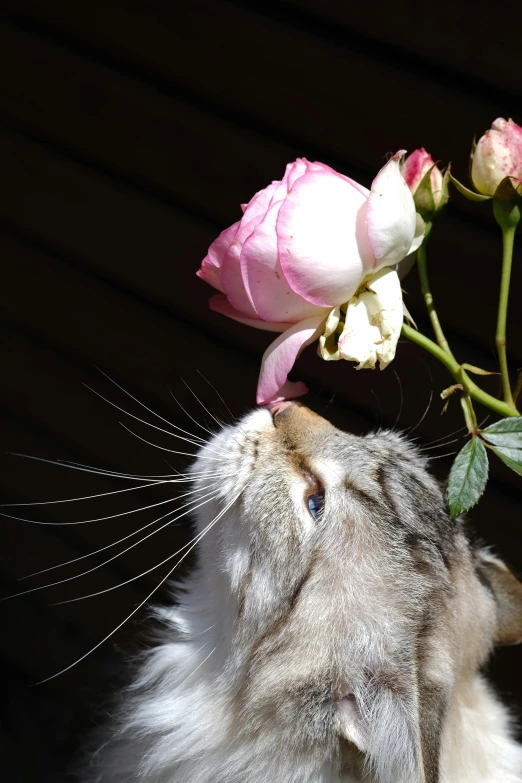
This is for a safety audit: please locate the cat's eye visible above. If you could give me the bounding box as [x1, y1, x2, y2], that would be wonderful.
[307, 491, 324, 519]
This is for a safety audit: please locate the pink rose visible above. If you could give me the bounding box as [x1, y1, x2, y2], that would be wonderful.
[471, 118, 522, 198]
[197, 153, 423, 404]
[401, 148, 446, 213]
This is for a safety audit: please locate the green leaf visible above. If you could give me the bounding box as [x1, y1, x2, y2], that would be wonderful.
[447, 171, 490, 202]
[482, 417, 522, 449]
[438, 167, 451, 212]
[413, 165, 436, 216]
[494, 175, 522, 201]
[447, 438, 489, 517]
[491, 445, 522, 476]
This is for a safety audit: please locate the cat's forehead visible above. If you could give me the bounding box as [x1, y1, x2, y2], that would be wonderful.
[230, 405, 424, 473]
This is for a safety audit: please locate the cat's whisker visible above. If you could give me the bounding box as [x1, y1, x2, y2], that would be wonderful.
[3, 489, 220, 600]
[1, 480, 168, 508]
[192, 624, 215, 637]
[196, 370, 236, 424]
[93, 368, 206, 444]
[168, 387, 217, 438]
[406, 389, 434, 437]
[119, 423, 224, 461]
[46, 495, 239, 608]
[428, 450, 458, 460]
[421, 398, 490, 448]
[419, 438, 459, 452]
[423, 426, 468, 447]
[9, 453, 178, 482]
[392, 370, 404, 432]
[84, 384, 206, 449]
[180, 378, 227, 431]
[35, 494, 238, 684]
[0, 490, 191, 526]
[18, 483, 221, 581]
[175, 644, 217, 690]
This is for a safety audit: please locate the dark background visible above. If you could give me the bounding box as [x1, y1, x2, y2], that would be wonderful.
[0, 1, 521, 780]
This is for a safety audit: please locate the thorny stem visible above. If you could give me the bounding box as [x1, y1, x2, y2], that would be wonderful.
[410, 225, 479, 433]
[401, 323, 519, 422]
[416, 221, 457, 361]
[493, 199, 520, 413]
[403, 213, 521, 429]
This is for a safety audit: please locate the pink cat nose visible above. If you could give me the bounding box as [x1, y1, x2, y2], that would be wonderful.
[266, 400, 295, 417]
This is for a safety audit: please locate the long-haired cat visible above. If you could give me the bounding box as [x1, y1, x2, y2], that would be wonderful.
[83, 402, 522, 782]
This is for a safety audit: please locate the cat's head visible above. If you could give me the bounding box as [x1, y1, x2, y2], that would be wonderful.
[190, 402, 522, 782]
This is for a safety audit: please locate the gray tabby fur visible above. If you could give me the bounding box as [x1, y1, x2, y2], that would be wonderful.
[83, 403, 522, 782]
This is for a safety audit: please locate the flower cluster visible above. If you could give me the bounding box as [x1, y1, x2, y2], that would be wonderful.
[197, 117, 522, 408]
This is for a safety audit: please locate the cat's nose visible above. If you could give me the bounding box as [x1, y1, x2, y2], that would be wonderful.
[266, 400, 296, 418]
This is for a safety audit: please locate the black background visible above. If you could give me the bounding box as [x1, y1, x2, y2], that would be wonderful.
[0, 1, 521, 780]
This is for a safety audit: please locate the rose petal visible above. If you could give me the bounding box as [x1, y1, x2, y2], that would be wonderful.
[220, 215, 266, 317]
[240, 200, 328, 323]
[197, 256, 225, 292]
[209, 294, 290, 332]
[308, 160, 370, 199]
[197, 221, 241, 293]
[367, 151, 419, 271]
[472, 118, 522, 196]
[278, 169, 374, 307]
[284, 158, 309, 190]
[256, 314, 327, 404]
[261, 379, 309, 404]
[338, 268, 403, 369]
[240, 181, 280, 226]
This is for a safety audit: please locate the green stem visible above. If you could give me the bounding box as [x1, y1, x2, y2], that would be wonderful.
[414, 224, 479, 432]
[416, 222, 456, 361]
[460, 396, 477, 434]
[401, 323, 520, 420]
[493, 199, 520, 412]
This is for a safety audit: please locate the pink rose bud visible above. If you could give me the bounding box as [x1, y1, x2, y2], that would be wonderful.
[197, 155, 423, 404]
[401, 148, 447, 215]
[471, 118, 522, 198]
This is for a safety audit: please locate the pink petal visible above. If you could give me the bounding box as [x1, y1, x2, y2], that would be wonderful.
[307, 160, 370, 199]
[220, 216, 266, 318]
[197, 256, 225, 292]
[277, 169, 373, 307]
[206, 221, 239, 268]
[240, 200, 328, 322]
[285, 158, 309, 189]
[367, 151, 418, 271]
[220, 182, 284, 317]
[241, 181, 280, 226]
[209, 294, 290, 332]
[256, 314, 327, 404]
[197, 221, 240, 293]
[262, 380, 309, 404]
[401, 148, 433, 192]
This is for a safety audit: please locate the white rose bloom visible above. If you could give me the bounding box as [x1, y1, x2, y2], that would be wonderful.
[338, 267, 404, 370]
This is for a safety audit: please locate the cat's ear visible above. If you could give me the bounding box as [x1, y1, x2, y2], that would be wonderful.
[335, 684, 430, 782]
[477, 551, 522, 646]
[335, 692, 370, 751]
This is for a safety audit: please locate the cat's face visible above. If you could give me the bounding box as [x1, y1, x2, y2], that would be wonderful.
[190, 402, 522, 782]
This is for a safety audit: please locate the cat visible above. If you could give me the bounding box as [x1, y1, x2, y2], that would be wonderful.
[82, 401, 522, 782]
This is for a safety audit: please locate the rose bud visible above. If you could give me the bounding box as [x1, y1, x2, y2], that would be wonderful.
[197, 154, 424, 404]
[401, 148, 448, 216]
[471, 118, 522, 199]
